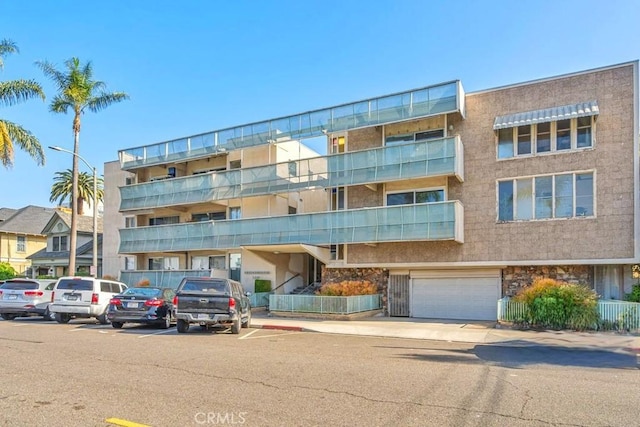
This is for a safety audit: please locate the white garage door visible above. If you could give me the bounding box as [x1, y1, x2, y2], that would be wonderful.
[411, 277, 500, 321]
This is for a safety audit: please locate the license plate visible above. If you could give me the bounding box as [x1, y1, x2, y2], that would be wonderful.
[66, 295, 78, 301]
[7, 294, 17, 300]
[127, 302, 140, 308]
[197, 314, 209, 320]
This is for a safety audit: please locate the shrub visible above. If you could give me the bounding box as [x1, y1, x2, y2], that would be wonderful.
[136, 278, 151, 287]
[0, 262, 17, 280]
[254, 279, 272, 293]
[624, 284, 640, 303]
[317, 280, 378, 296]
[514, 278, 598, 330]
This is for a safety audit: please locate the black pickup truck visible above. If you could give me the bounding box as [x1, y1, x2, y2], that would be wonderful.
[173, 277, 252, 334]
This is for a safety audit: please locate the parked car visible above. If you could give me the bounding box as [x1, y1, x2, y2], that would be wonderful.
[50, 277, 128, 324]
[173, 277, 251, 334]
[107, 287, 175, 329]
[0, 278, 57, 320]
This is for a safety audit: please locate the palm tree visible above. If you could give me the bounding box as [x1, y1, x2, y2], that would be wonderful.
[50, 169, 104, 215]
[37, 57, 128, 274]
[0, 39, 46, 168]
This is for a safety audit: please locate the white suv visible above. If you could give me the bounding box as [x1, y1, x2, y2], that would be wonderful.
[50, 277, 128, 324]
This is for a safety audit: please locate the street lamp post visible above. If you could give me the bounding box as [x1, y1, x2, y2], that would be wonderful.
[49, 146, 98, 278]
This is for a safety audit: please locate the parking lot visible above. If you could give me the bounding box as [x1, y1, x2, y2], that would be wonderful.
[1, 316, 639, 427]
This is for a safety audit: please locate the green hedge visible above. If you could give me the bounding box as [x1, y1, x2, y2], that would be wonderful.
[254, 279, 272, 293]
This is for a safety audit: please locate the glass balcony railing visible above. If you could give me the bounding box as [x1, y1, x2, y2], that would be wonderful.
[119, 201, 464, 254]
[119, 136, 464, 211]
[118, 81, 465, 170]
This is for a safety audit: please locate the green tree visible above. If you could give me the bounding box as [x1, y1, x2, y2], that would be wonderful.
[50, 169, 104, 215]
[37, 57, 128, 274]
[0, 39, 46, 168]
[0, 261, 17, 280]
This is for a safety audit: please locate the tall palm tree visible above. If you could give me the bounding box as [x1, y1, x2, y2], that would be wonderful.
[0, 39, 46, 168]
[50, 169, 104, 215]
[37, 57, 128, 274]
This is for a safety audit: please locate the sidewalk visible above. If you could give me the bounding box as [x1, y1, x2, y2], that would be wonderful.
[251, 311, 640, 355]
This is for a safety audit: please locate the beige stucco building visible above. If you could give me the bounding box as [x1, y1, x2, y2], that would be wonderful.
[104, 61, 639, 320]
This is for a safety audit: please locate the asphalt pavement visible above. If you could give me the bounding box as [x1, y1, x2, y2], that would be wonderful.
[251, 310, 640, 357]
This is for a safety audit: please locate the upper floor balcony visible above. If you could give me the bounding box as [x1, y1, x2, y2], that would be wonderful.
[118, 81, 465, 170]
[119, 136, 464, 212]
[119, 201, 464, 254]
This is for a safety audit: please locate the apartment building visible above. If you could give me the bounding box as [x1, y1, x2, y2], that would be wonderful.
[106, 61, 639, 321]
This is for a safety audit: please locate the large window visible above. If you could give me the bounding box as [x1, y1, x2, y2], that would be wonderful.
[497, 117, 594, 159]
[53, 236, 68, 252]
[148, 256, 179, 270]
[149, 216, 179, 226]
[16, 236, 26, 252]
[387, 188, 445, 206]
[386, 129, 444, 146]
[498, 172, 594, 221]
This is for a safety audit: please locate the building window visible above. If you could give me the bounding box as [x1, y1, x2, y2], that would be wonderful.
[497, 117, 594, 159]
[498, 172, 594, 222]
[229, 160, 241, 170]
[192, 212, 226, 222]
[386, 189, 445, 206]
[124, 256, 136, 271]
[229, 207, 241, 220]
[386, 129, 444, 146]
[16, 236, 26, 252]
[125, 217, 136, 228]
[149, 216, 179, 226]
[53, 236, 68, 252]
[148, 256, 178, 270]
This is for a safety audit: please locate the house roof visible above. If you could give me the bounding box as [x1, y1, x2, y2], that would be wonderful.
[28, 234, 103, 260]
[0, 205, 57, 235]
[0, 208, 18, 222]
[43, 211, 104, 234]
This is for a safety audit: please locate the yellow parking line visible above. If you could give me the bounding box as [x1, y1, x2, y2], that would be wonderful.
[105, 417, 151, 427]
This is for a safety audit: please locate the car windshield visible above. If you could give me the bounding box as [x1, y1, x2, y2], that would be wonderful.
[122, 287, 162, 298]
[0, 281, 39, 290]
[181, 280, 227, 293]
[56, 279, 93, 291]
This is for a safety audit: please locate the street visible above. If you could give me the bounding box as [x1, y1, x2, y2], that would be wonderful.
[0, 317, 638, 427]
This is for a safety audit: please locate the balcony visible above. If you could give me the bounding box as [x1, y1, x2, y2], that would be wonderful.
[119, 136, 464, 211]
[119, 201, 464, 254]
[118, 81, 465, 170]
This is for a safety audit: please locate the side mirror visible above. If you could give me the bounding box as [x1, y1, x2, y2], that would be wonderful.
[245, 291, 252, 297]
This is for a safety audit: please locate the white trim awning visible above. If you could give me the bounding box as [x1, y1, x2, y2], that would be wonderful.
[493, 100, 599, 130]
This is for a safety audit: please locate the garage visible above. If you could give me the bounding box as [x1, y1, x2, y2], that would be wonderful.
[410, 272, 501, 321]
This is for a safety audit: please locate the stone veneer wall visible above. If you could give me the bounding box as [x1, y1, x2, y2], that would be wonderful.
[322, 267, 389, 311]
[502, 265, 594, 297]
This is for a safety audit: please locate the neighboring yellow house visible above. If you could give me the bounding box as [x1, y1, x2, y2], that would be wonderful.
[0, 206, 56, 276]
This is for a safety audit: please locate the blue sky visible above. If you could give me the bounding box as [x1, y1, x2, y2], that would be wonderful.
[1, 0, 639, 210]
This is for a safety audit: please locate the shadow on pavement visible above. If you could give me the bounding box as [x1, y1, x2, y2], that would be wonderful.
[397, 341, 638, 369]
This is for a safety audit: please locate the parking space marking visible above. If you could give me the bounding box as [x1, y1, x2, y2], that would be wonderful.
[138, 330, 175, 339]
[242, 331, 303, 340]
[238, 329, 259, 339]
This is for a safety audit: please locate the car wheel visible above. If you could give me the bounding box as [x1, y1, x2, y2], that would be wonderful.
[160, 312, 171, 329]
[111, 321, 124, 329]
[97, 311, 110, 325]
[0, 313, 18, 321]
[231, 316, 241, 334]
[241, 310, 252, 328]
[43, 307, 55, 321]
[55, 313, 70, 324]
[177, 319, 189, 333]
